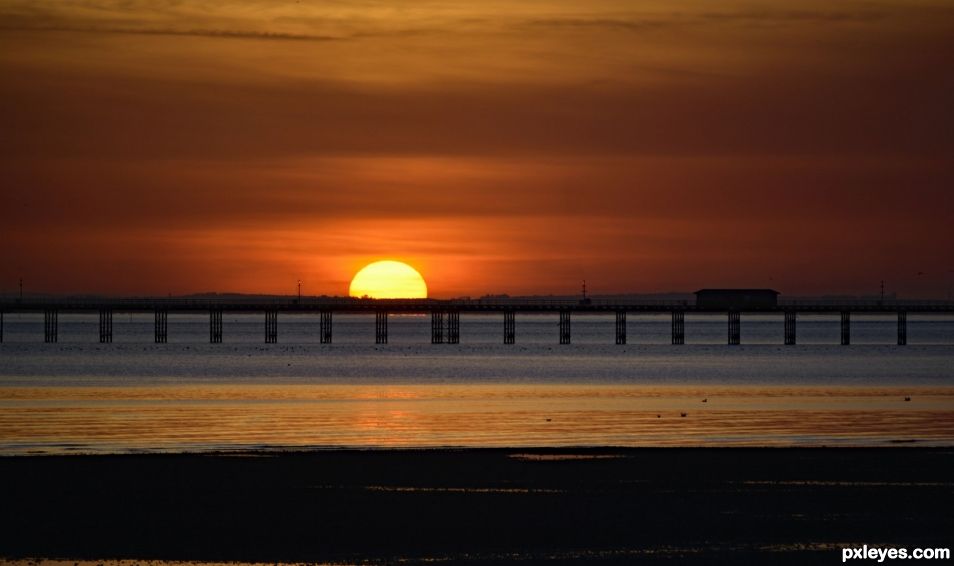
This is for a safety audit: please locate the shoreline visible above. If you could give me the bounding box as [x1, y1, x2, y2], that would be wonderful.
[2, 447, 952, 564]
[0, 446, 954, 461]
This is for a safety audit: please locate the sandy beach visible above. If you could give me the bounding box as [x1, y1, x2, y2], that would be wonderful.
[1, 448, 951, 564]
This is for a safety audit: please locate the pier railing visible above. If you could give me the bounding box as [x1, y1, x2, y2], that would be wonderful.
[2, 296, 953, 312]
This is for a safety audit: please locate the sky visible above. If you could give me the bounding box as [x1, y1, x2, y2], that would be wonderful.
[1, 0, 953, 298]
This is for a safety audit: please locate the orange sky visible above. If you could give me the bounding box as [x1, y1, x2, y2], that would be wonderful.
[1, 1, 953, 298]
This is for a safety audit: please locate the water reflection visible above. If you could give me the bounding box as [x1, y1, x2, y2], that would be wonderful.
[1, 384, 952, 454]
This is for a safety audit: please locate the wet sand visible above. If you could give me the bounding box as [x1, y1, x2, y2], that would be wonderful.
[1, 448, 952, 564]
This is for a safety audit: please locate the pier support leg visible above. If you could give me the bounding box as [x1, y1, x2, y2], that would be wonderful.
[671, 311, 685, 345]
[431, 311, 444, 344]
[44, 309, 58, 343]
[154, 309, 167, 343]
[210, 309, 223, 344]
[559, 310, 571, 344]
[265, 310, 278, 344]
[320, 310, 333, 344]
[840, 311, 851, 346]
[728, 311, 741, 345]
[897, 311, 907, 346]
[0, 311, 3, 343]
[784, 311, 797, 345]
[503, 310, 515, 345]
[375, 311, 388, 344]
[99, 309, 113, 343]
[615, 311, 627, 345]
[446, 310, 460, 344]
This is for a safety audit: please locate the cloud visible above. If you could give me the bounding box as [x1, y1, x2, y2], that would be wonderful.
[515, 8, 885, 35]
[697, 9, 885, 24]
[1, 0, 952, 296]
[0, 24, 341, 41]
[3, 62, 951, 164]
[516, 18, 668, 33]
[0, 1, 444, 43]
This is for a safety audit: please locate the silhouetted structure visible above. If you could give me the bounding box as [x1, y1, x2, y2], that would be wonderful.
[375, 311, 388, 344]
[154, 309, 168, 343]
[559, 310, 571, 344]
[503, 310, 515, 344]
[615, 311, 626, 344]
[99, 309, 113, 343]
[320, 310, 333, 344]
[784, 311, 797, 345]
[841, 311, 851, 345]
[728, 311, 741, 345]
[3, 294, 950, 346]
[210, 309, 223, 343]
[431, 311, 444, 344]
[265, 310, 278, 343]
[447, 311, 460, 344]
[671, 311, 685, 345]
[43, 309, 57, 343]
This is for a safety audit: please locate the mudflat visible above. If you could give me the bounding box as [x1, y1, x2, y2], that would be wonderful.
[1, 448, 951, 564]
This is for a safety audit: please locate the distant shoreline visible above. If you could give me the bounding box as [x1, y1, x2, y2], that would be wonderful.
[2, 447, 951, 565]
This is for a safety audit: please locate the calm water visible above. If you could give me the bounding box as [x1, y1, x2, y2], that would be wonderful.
[1, 313, 953, 454]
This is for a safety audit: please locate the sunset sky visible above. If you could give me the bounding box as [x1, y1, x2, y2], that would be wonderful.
[1, 0, 952, 298]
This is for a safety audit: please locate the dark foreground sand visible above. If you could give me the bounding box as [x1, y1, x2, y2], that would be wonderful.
[1, 448, 952, 564]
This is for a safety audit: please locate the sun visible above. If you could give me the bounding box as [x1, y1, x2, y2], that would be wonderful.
[349, 260, 428, 299]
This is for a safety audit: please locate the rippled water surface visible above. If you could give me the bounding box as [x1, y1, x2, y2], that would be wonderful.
[1, 313, 953, 453]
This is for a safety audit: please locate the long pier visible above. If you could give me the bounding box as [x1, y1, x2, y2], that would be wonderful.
[1, 297, 952, 346]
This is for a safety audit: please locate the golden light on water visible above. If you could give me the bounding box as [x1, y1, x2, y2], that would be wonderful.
[1, 385, 952, 454]
[349, 260, 428, 299]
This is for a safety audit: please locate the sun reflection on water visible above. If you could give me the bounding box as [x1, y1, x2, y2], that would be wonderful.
[1, 384, 953, 454]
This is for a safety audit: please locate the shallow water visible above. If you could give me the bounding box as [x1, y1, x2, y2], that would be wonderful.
[1, 313, 953, 453]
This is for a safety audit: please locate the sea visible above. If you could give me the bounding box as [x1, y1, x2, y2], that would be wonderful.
[1, 312, 953, 454]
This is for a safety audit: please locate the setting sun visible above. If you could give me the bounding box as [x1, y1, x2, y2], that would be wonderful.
[349, 260, 428, 299]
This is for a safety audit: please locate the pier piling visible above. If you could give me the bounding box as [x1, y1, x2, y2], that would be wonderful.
[671, 311, 685, 345]
[154, 310, 168, 343]
[264, 310, 278, 343]
[784, 311, 797, 345]
[99, 309, 113, 343]
[44, 309, 58, 343]
[431, 311, 444, 344]
[897, 311, 907, 346]
[728, 311, 741, 345]
[446, 310, 460, 344]
[615, 311, 626, 345]
[375, 311, 388, 344]
[320, 310, 333, 344]
[559, 310, 571, 344]
[0, 311, 3, 343]
[210, 309, 223, 344]
[840, 312, 851, 346]
[503, 310, 515, 344]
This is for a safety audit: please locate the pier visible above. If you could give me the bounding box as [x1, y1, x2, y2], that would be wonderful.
[154, 309, 168, 343]
[265, 310, 278, 344]
[671, 311, 685, 345]
[784, 311, 797, 345]
[2, 296, 952, 346]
